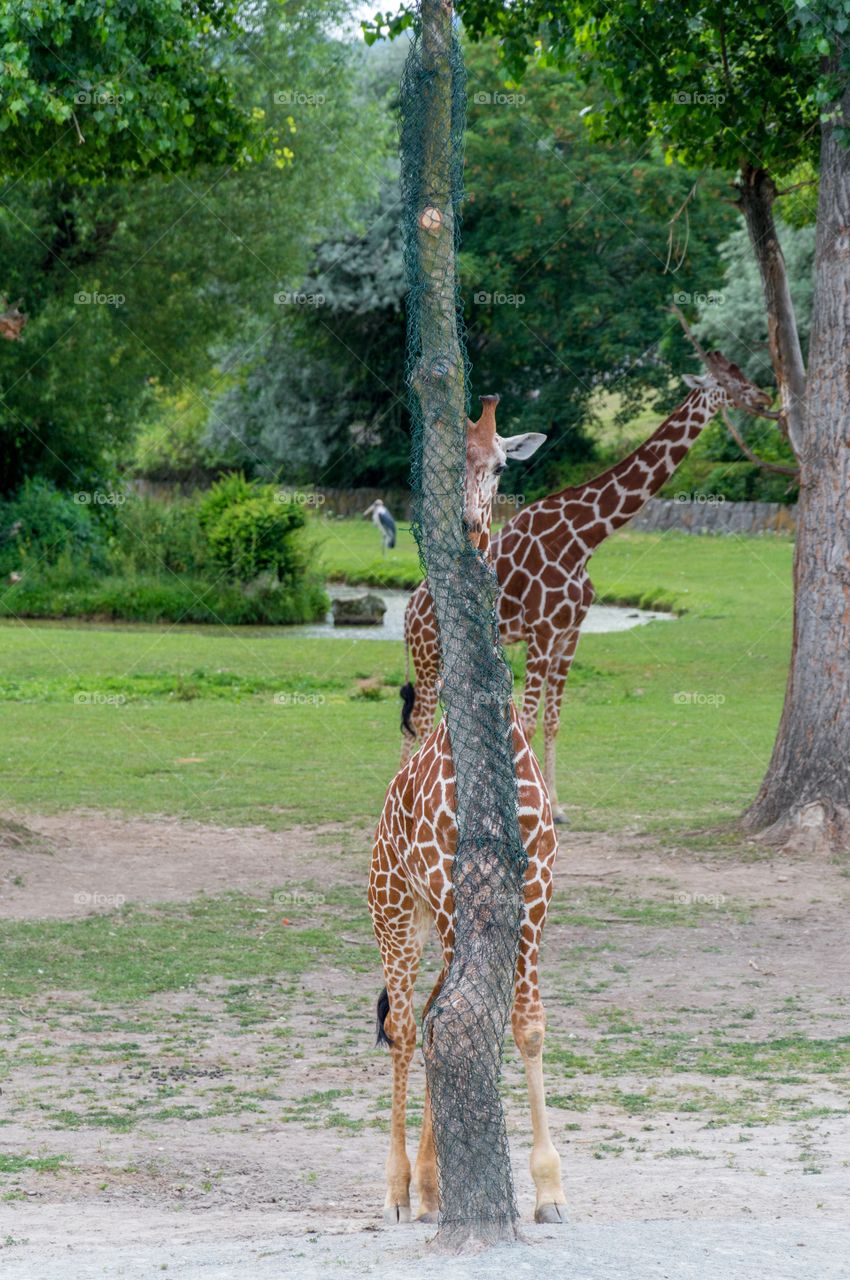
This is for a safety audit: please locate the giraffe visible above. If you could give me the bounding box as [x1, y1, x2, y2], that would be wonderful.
[400, 356, 772, 821]
[368, 396, 565, 1227]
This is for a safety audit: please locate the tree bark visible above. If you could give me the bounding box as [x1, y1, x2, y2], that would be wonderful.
[404, 0, 524, 1250]
[743, 78, 850, 854]
[738, 164, 808, 454]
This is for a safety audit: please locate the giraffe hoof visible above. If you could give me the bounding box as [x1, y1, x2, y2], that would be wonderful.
[552, 810, 570, 827]
[416, 1210, 439, 1224]
[535, 1202, 567, 1224]
[383, 1204, 411, 1225]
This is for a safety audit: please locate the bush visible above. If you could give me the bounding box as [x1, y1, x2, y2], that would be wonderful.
[0, 563, 328, 625]
[206, 494, 305, 583]
[109, 491, 212, 578]
[660, 458, 799, 505]
[197, 473, 259, 533]
[111, 496, 211, 577]
[0, 478, 108, 575]
[197, 475, 307, 583]
[0, 473, 327, 625]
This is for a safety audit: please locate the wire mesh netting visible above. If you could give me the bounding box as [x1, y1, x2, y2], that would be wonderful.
[400, 0, 527, 1243]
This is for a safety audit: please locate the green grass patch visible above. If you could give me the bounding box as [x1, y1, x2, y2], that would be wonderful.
[0, 529, 793, 834]
[0, 1153, 69, 1175]
[0, 889, 375, 1002]
[310, 515, 422, 588]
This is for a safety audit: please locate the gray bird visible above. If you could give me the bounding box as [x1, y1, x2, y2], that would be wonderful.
[363, 500, 397, 555]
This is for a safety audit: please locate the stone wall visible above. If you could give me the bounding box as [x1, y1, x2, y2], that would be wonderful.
[317, 491, 797, 535]
[630, 498, 797, 536]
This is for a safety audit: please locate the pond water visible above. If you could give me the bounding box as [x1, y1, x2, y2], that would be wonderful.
[288, 586, 673, 642]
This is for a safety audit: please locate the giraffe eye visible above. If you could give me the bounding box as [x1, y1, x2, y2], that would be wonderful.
[494, 463, 506, 475]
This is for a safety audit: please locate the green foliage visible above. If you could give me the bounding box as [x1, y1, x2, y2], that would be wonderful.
[0, 1, 385, 496]
[693, 218, 815, 389]
[197, 474, 261, 534]
[441, 0, 841, 172]
[216, 41, 736, 489]
[0, 477, 325, 623]
[208, 38, 408, 486]
[132, 386, 228, 484]
[0, 0, 262, 181]
[565, 2, 821, 177]
[0, 478, 107, 575]
[0, 566, 327, 626]
[110, 497, 212, 577]
[210, 176, 408, 484]
[460, 45, 735, 490]
[659, 454, 799, 505]
[206, 493, 306, 584]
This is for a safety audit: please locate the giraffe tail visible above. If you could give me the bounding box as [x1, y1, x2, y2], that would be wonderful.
[375, 986, 394, 1048]
[400, 682, 416, 737]
[400, 637, 416, 737]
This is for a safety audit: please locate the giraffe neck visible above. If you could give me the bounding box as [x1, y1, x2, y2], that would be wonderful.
[542, 388, 719, 555]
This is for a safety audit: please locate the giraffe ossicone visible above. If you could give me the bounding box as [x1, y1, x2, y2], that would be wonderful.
[368, 395, 565, 1226]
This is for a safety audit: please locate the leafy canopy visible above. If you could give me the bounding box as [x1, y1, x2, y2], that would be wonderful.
[365, 1, 846, 175]
[0, 0, 267, 180]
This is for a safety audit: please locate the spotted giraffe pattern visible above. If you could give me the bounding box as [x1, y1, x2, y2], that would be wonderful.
[402, 359, 772, 820]
[370, 704, 557, 1019]
[368, 397, 565, 1226]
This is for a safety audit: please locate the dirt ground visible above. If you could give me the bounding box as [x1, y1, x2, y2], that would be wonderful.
[1, 813, 849, 1278]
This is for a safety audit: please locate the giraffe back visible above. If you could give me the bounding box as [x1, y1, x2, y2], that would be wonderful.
[373, 705, 558, 954]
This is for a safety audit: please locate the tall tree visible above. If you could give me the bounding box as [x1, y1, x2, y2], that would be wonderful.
[0, 0, 255, 482]
[397, 0, 848, 851]
[402, 0, 526, 1247]
[460, 42, 734, 491]
[743, 31, 850, 851]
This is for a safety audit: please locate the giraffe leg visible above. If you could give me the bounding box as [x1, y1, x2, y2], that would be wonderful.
[382, 976, 417, 1223]
[521, 642, 549, 761]
[411, 969, 447, 1222]
[512, 899, 566, 1225]
[512, 999, 567, 1223]
[542, 630, 579, 825]
[369, 836, 430, 1225]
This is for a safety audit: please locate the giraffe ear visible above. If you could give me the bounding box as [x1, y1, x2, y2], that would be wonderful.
[682, 373, 713, 390]
[502, 431, 547, 461]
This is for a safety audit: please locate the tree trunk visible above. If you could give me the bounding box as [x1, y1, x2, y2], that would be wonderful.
[743, 78, 850, 854]
[402, 0, 524, 1250]
[738, 164, 808, 453]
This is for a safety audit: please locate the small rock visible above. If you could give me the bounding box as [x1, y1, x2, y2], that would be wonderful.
[332, 593, 387, 627]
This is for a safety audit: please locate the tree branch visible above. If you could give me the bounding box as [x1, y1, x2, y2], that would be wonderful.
[720, 406, 799, 477]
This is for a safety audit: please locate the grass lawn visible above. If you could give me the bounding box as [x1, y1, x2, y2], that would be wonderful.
[309, 511, 422, 588]
[0, 527, 793, 838]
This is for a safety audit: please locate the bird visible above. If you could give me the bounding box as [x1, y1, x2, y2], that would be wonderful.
[363, 500, 397, 555]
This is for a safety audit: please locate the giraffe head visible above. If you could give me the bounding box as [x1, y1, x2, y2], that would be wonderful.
[682, 352, 772, 415]
[465, 394, 546, 548]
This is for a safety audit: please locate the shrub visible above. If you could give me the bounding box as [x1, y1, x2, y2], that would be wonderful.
[0, 564, 328, 625]
[0, 478, 107, 575]
[206, 493, 306, 583]
[111, 496, 211, 577]
[197, 473, 258, 533]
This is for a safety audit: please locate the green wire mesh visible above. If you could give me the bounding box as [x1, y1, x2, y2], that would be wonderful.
[400, 0, 527, 1241]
